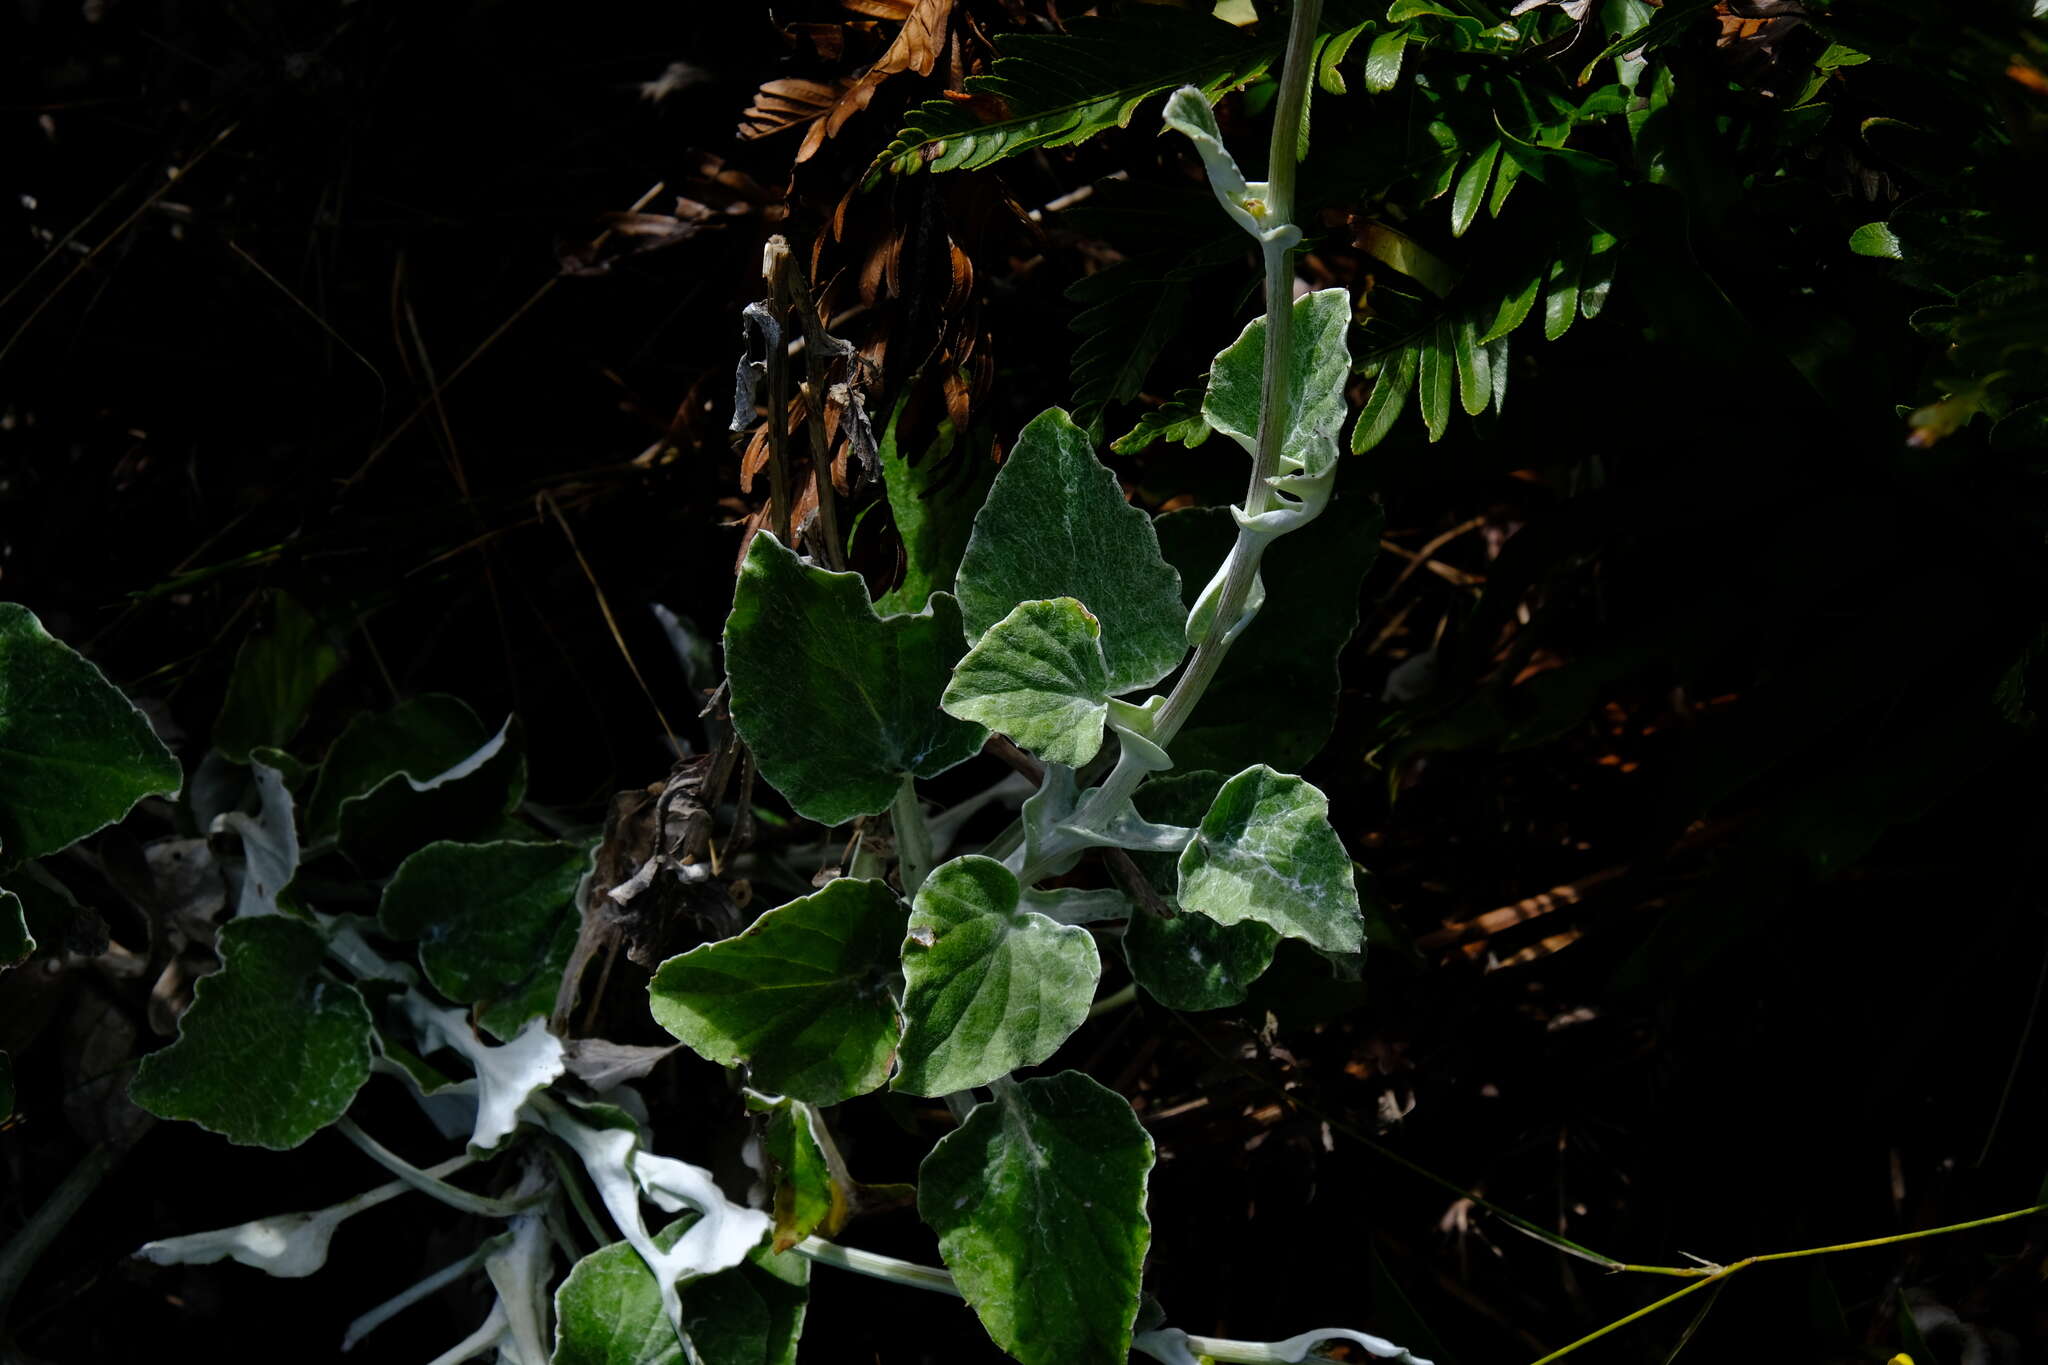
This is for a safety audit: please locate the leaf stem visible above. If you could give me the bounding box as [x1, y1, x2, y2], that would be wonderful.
[892, 774, 935, 899]
[336, 1117, 535, 1219]
[792, 1236, 963, 1298]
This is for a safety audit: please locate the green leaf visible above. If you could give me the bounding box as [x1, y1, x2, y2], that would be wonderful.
[1318, 21, 1370, 94]
[1849, 222, 1905, 260]
[1363, 29, 1409, 93]
[1450, 142, 1500, 238]
[212, 591, 339, 764]
[1542, 245, 1585, 342]
[1120, 772, 1278, 1010]
[956, 409, 1186, 695]
[872, 7, 1293, 181]
[0, 602, 182, 867]
[130, 916, 373, 1148]
[338, 718, 526, 871]
[1454, 315, 1492, 417]
[1417, 319, 1454, 442]
[1488, 151, 1523, 216]
[1355, 223, 1458, 299]
[1480, 253, 1545, 343]
[942, 598, 1113, 768]
[478, 907, 579, 1042]
[380, 839, 587, 1024]
[2, 889, 31, 967]
[873, 402, 997, 616]
[304, 694, 502, 839]
[1203, 288, 1354, 481]
[893, 856, 1101, 1096]
[648, 878, 906, 1106]
[553, 1222, 809, 1365]
[1176, 766, 1362, 954]
[1991, 396, 2048, 453]
[726, 532, 986, 826]
[752, 1095, 840, 1252]
[1155, 502, 1382, 773]
[1580, 239, 1618, 320]
[919, 1072, 1153, 1365]
[1352, 346, 1419, 454]
[1111, 386, 1214, 456]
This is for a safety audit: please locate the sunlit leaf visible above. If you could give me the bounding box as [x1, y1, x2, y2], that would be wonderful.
[1121, 772, 1278, 1010]
[1177, 766, 1362, 954]
[955, 408, 1186, 694]
[919, 1072, 1153, 1365]
[1204, 288, 1355, 482]
[893, 856, 1100, 1095]
[942, 597, 1113, 768]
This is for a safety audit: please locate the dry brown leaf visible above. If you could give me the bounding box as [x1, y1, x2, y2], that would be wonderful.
[795, 0, 955, 163]
[740, 77, 857, 141]
[842, 0, 915, 18]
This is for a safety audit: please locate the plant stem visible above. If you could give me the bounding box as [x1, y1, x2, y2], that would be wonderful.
[781, 254, 847, 570]
[793, 1237, 963, 1298]
[1060, 0, 1323, 842]
[1526, 1201, 2048, 1364]
[760, 240, 796, 547]
[892, 774, 935, 898]
[1088, 982, 1139, 1018]
[337, 1118, 534, 1218]
[0, 1143, 117, 1326]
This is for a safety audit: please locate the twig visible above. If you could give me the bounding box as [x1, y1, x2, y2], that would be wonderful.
[780, 251, 847, 571]
[1526, 1202, 2048, 1364]
[758, 240, 797, 547]
[539, 490, 678, 750]
[1, 123, 239, 366]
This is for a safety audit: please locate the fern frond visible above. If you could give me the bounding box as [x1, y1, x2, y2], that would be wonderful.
[866, 7, 1300, 184]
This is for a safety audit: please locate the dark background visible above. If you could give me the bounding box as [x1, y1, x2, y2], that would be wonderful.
[4, 2, 2045, 1362]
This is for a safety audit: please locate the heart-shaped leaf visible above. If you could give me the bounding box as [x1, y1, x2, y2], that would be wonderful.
[954, 408, 1186, 694]
[380, 839, 587, 1028]
[893, 856, 1100, 1095]
[648, 878, 906, 1105]
[1120, 771, 1278, 1011]
[725, 533, 986, 827]
[942, 597, 1113, 767]
[919, 1072, 1153, 1365]
[130, 916, 373, 1149]
[1176, 766, 1361, 954]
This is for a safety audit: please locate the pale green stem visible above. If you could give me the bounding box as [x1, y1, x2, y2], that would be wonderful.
[793, 1237, 963, 1298]
[343, 1238, 502, 1351]
[336, 1117, 534, 1218]
[1088, 982, 1139, 1018]
[1047, 0, 1324, 858]
[892, 774, 935, 899]
[1526, 1201, 2048, 1365]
